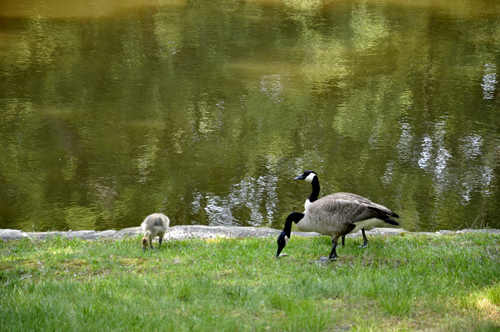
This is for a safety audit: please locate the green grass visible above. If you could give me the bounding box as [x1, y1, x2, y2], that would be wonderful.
[1, 233, 499, 331]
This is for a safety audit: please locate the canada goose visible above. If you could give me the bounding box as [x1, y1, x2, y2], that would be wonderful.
[294, 170, 398, 247]
[277, 193, 399, 261]
[141, 213, 170, 252]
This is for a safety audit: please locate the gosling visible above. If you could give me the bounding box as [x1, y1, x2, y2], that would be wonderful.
[141, 213, 170, 252]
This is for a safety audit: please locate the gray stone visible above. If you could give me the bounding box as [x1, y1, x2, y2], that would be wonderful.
[119, 227, 142, 237]
[24, 232, 61, 240]
[458, 229, 500, 234]
[1, 226, 499, 242]
[163, 225, 283, 240]
[94, 230, 117, 238]
[0, 229, 26, 241]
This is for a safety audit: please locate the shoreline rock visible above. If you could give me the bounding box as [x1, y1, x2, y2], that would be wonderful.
[1, 226, 499, 242]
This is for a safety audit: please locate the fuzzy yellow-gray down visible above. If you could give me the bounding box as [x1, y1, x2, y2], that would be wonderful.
[141, 213, 170, 252]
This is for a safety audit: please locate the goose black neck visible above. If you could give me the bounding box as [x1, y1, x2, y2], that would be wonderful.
[308, 176, 320, 203]
[283, 212, 304, 237]
[283, 218, 293, 237]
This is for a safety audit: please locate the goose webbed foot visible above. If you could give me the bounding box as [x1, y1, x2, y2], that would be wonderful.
[319, 256, 337, 262]
[318, 257, 331, 263]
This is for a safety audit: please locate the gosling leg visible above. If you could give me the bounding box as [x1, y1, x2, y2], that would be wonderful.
[149, 240, 154, 250]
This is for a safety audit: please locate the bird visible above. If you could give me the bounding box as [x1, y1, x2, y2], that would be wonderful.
[141, 213, 170, 252]
[277, 192, 399, 261]
[294, 170, 399, 248]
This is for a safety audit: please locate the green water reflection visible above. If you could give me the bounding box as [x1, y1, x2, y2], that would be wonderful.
[1, 0, 499, 232]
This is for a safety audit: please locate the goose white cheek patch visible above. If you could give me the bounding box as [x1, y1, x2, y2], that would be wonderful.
[305, 173, 316, 182]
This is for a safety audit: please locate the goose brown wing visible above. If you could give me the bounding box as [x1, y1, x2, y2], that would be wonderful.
[325, 192, 372, 204]
[323, 193, 399, 220]
[308, 196, 372, 222]
[308, 195, 399, 225]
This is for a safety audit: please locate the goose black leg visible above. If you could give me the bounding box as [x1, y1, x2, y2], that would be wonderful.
[149, 240, 154, 250]
[328, 238, 338, 261]
[158, 238, 163, 250]
[341, 235, 345, 246]
[359, 229, 368, 248]
[319, 237, 339, 262]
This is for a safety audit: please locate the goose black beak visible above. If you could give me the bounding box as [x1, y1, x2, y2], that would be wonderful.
[294, 174, 306, 180]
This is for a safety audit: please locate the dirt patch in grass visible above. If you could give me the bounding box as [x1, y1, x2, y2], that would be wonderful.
[118, 257, 148, 267]
[476, 297, 500, 322]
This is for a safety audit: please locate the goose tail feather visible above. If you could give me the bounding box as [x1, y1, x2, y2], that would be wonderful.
[367, 206, 400, 225]
[383, 218, 399, 226]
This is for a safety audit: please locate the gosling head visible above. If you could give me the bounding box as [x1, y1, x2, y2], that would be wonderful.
[141, 237, 149, 252]
[294, 170, 317, 183]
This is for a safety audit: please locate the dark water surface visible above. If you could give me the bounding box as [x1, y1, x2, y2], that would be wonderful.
[1, 0, 500, 232]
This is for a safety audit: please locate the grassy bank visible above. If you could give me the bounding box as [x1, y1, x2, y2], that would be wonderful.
[1, 232, 499, 331]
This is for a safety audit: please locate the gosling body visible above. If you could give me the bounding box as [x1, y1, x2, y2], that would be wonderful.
[141, 213, 170, 252]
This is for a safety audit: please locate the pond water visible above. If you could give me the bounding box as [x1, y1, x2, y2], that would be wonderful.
[1, 0, 500, 232]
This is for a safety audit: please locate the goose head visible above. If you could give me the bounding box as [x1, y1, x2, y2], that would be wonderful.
[294, 170, 317, 183]
[294, 170, 320, 209]
[276, 212, 304, 257]
[276, 232, 289, 257]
